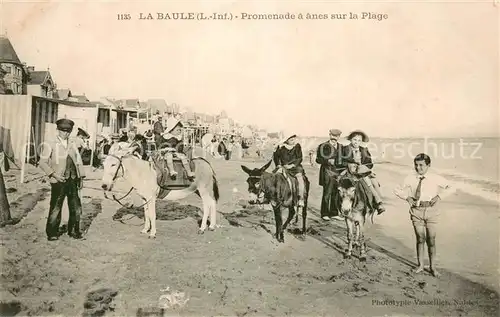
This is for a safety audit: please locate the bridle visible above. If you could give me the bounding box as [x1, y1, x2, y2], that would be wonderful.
[247, 175, 266, 203]
[103, 154, 153, 209]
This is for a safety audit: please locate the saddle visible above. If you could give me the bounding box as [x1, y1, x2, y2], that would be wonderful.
[274, 168, 300, 207]
[150, 153, 195, 199]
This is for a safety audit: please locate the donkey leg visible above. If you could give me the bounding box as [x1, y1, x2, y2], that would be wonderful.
[148, 199, 157, 239]
[353, 220, 360, 247]
[282, 206, 296, 231]
[141, 202, 150, 234]
[273, 206, 284, 243]
[359, 221, 367, 262]
[198, 189, 211, 234]
[345, 218, 354, 259]
[301, 202, 308, 236]
[208, 197, 218, 231]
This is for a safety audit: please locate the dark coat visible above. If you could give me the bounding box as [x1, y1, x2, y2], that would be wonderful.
[339, 145, 374, 170]
[315, 141, 343, 186]
[273, 144, 304, 175]
[218, 141, 227, 155]
[159, 136, 185, 153]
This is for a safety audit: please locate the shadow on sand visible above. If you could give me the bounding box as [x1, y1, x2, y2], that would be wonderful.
[111, 200, 208, 227]
[224, 204, 499, 316]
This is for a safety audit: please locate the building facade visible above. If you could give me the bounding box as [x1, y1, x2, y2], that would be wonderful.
[0, 36, 27, 95]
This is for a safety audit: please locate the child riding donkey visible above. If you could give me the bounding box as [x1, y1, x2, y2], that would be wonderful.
[340, 130, 386, 214]
[159, 118, 195, 180]
[273, 134, 306, 207]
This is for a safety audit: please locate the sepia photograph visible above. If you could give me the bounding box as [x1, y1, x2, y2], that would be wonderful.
[0, 1, 498, 316]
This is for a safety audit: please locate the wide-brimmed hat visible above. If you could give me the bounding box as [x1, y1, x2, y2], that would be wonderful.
[77, 128, 90, 139]
[280, 134, 297, 144]
[164, 118, 183, 134]
[346, 130, 369, 142]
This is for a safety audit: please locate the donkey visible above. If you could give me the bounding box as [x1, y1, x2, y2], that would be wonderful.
[337, 176, 376, 261]
[241, 160, 310, 243]
[101, 144, 219, 238]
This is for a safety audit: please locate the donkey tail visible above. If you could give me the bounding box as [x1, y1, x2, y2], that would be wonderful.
[212, 175, 220, 202]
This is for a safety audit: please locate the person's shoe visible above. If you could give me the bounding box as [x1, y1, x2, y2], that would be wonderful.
[331, 216, 344, 221]
[47, 236, 59, 241]
[187, 171, 195, 179]
[169, 171, 178, 179]
[297, 199, 305, 207]
[322, 216, 330, 221]
[69, 232, 84, 240]
[377, 203, 386, 215]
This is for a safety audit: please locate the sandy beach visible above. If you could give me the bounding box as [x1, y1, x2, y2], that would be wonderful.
[0, 155, 498, 317]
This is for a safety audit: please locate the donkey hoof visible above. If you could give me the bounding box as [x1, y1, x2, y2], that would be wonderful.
[198, 229, 205, 235]
[208, 227, 216, 231]
[140, 229, 149, 234]
[344, 253, 352, 259]
[359, 256, 367, 262]
[148, 234, 156, 239]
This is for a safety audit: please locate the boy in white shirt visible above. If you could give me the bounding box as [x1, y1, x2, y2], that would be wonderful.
[394, 153, 454, 277]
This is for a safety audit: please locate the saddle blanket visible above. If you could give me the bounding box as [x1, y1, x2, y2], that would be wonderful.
[151, 155, 195, 199]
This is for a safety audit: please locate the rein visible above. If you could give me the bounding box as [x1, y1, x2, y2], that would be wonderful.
[104, 154, 154, 209]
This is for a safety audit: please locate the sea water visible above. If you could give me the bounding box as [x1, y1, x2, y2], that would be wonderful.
[300, 136, 500, 203]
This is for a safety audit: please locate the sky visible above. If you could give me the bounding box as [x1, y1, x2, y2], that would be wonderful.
[1, 1, 498, 138]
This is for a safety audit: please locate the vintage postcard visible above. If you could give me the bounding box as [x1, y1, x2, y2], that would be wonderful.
[0, 1, 498, 316]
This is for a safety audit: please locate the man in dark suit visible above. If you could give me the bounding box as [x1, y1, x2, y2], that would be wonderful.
[316, 129, 344, 221]
[38, 119, 86, 241]
[153, 115, 164, 148]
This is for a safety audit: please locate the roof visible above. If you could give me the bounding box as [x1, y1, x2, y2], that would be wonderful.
[31, 95, 97, 108]
[56, 89, 72, 100]
[0, 36, 22, 65]
[71, 95, 89, 102]
[28, 70, 50, 85]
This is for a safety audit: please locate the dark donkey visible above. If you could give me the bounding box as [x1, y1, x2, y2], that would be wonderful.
[241, 160, 310, 243]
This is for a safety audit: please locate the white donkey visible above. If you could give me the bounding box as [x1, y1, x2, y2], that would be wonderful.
[101, 145, 220, 238]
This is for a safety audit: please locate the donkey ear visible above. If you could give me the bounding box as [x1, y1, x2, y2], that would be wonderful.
[261, 159, 272, 172]
[241, 165, 252, 175]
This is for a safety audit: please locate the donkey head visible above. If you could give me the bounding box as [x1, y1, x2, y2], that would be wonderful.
[338, 178, 357, 214]
[101, 145, 135, 191]
[240, 160, 273, 204]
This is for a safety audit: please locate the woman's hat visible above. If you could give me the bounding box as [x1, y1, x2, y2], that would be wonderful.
[280, 134, 297, 144]
[77, 128, 90, 139]
[164, 118, 183, 134]
[346, 130, 369, 142]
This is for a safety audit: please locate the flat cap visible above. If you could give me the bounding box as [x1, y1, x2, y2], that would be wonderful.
[56, 119, 75, 131]
[110, 133, 121, 140]
[329, 129, 342, 136]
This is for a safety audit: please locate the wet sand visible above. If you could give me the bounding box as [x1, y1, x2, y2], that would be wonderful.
[0, 159, 498, 316]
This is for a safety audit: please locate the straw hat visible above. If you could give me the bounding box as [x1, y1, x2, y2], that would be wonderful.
[164, 118, 183, 134]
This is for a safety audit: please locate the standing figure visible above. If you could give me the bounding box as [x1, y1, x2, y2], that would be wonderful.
[273, 134, 306, 207]
[38, 119, 86, 241]
[394, 153, 454, 277]
[153, 115, 164, 148]
[316, 129, 344, 221]
[340, 130, 385, 214]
